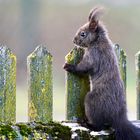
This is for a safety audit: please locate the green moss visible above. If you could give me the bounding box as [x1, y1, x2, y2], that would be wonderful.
[47, 121, 71, 139]
[0, 121, 122, 139]
[0, 124, 17, 139]
[114, 44, 127, 90]
[32, 121, 71, 139]
[16, 123, 32, 137]
[65, 47, 90, 121]
[27, 45, 53, 122]
[28, 101, 37, 121]
[0, 45, 16, 123]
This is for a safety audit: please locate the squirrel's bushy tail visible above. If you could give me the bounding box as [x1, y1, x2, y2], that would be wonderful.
[114, 120, 140, 140]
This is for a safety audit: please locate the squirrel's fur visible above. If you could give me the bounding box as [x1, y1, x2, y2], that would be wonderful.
[64, 7, 140, 140]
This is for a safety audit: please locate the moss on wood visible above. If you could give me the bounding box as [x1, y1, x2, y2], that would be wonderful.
[0, 45, 16, 123]
[0, 121, 116, 140]
[0, 124, 17, 139]
[27, 45, 53, 122]
[114, 44, 127, 90]
[65, 47, 90, 121]
[0, 121, 139, 139]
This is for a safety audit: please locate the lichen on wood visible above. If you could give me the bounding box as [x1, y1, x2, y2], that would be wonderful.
[63, 122, 115, 140]
[114, 44, 127, 90]
[0, 121, 139, 139]
[27, 45, 53, 122]
[0, 121, 115, 140]
[0, 45, 16, 123]
[65, 47, 90, 121]
[136, 51, 140, 119]
[0, 122, 71, 140]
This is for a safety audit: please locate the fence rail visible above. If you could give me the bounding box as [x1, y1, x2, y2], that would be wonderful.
[0, 44, 139, 123]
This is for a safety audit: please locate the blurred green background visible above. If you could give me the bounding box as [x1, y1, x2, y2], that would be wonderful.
[0, 0, 139, 122]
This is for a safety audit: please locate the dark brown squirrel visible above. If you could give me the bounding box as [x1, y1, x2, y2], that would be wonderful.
[63, 7, 140, 140]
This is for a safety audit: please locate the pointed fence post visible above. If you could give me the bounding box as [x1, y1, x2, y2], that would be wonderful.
[65, 47, 90, 121]
[0, 45, 16, 123]
[27, 45, 53, 122]
[136, 51, 140, 120]
[114, 44, 127, 90]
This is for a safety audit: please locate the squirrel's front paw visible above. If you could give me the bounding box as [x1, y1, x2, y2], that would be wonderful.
[63, 63, 76, 73]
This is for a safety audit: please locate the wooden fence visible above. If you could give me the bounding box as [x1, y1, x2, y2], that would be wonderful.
[0, 44, 139, 139]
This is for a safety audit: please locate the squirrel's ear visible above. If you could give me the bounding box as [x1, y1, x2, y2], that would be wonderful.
[89, 20, 98, 30]
[88, 7, 99, 21]
[88, 7, 104, 30]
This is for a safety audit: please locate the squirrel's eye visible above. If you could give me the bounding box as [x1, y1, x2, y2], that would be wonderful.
[80, 31, 87, 38]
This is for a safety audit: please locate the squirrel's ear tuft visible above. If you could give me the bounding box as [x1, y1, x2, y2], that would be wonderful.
[88, 6, 104, 29]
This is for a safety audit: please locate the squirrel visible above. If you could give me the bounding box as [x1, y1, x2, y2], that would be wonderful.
[63, 7, 140, 140]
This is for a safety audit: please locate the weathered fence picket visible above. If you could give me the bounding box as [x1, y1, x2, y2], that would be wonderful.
[65, 47, 90, 121]
[0, 45, 16, 123]
[114, 44, 127, 90]
[136, 51, 140, 119]
[27, 45, 53, 122]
